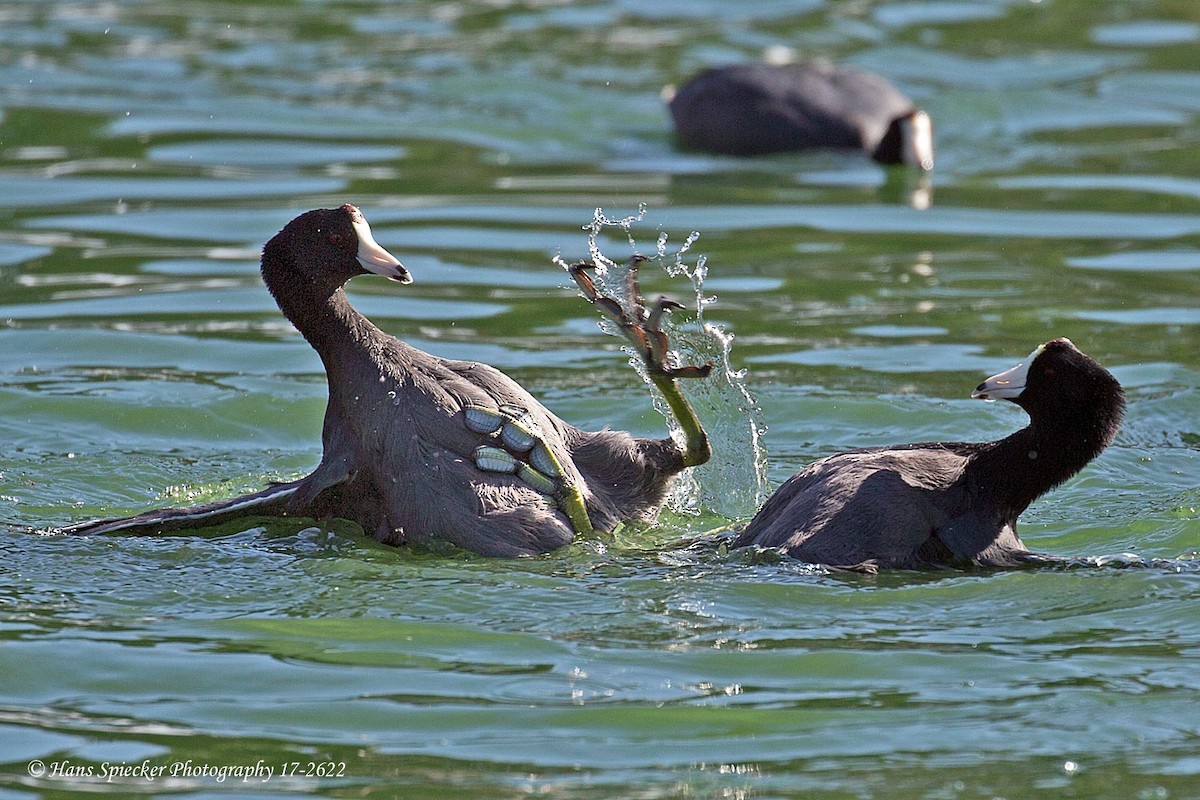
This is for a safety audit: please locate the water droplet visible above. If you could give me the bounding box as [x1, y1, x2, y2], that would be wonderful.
[581, 208, 768, 517]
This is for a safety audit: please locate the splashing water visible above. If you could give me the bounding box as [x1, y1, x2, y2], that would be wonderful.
[555, 206, 769, 520]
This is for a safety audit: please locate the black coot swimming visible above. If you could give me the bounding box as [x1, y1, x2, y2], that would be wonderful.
[668, 62, 934, 169]
[59, 205, 713, 557]
[733, 339, 1124, 571]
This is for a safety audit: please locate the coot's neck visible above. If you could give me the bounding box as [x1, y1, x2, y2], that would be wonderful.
[261, 260, 389, 386]
[970, 396, 1120, 518]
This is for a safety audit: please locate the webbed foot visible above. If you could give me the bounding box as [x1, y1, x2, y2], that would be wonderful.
[569, 258, 713, 467]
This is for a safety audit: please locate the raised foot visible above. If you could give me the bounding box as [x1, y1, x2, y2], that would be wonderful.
[569, 257, 713, 468]
[568, 257, 713, 380]
[464, 403, 593, 534]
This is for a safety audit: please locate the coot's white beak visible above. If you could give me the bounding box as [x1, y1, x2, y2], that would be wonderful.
[972, 343, 1045, 401]
[901, 110, 935, 172]
[350, 210, 411, 284]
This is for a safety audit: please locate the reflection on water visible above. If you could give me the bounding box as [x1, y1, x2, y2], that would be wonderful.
[1065, 250, 1200, 272]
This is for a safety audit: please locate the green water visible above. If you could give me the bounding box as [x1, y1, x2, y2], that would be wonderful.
[2, 1, 1199, 797]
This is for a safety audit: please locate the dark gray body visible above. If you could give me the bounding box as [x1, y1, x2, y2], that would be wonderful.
[735, 339, 1125, 571]
[733, 441, 1031, 571]
[669, 62, 918, 160]
[285, 322, 682, 557]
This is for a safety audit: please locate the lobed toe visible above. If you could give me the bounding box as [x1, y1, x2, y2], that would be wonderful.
[474, 445, 519, 474]
[517, 463, 559, 495]
[464, 404, 505, 434]
[528, 442, 562, 478]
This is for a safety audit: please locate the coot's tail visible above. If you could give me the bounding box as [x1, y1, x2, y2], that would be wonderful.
[50, 480, 304, 537]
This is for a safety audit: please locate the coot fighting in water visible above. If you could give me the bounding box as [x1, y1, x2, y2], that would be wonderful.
[60, 205, 713, 556]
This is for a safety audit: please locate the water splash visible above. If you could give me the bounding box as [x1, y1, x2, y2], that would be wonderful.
[555, 206, 769, 520]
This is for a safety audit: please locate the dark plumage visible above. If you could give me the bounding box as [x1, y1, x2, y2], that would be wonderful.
[733, 339, 1124, 571]
[668, 62, 934, 169]
[60, 205, 712, 557]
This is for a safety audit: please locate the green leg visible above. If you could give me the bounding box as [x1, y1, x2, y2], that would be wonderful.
[534, 444, 595, 535]
[569, 259, 714, 471]
[557, 480, 595, 535]
[650, 373, 711, 468]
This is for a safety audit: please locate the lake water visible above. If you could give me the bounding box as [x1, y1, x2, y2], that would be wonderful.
[2, 1, 1199, 798]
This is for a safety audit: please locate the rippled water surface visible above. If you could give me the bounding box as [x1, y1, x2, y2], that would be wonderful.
[2, 1, 1199, 798]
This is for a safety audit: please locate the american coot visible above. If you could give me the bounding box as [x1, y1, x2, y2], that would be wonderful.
[668, 62, 934, 170]
[733, 339, 1124, 571]
[60, 205, 713, 556]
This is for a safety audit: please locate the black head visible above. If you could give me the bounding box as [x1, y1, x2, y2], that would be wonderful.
[262, 204, 410, 294]
[874, 109, 934, 170]
[973, 338, 1125, 445]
